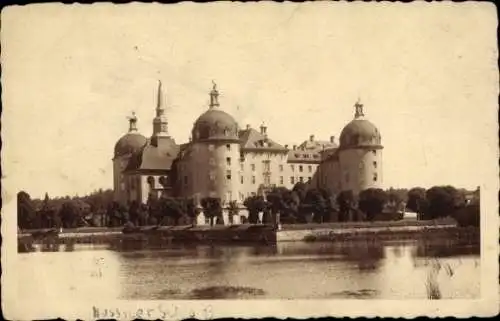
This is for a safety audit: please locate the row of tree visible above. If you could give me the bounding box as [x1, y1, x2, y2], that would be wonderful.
[17, 184, 480, 230]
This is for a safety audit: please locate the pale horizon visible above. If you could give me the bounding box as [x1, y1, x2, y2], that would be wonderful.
[2, 2, 498, 200]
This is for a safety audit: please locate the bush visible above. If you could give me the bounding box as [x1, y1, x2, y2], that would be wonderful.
[453, 204, 479, 227]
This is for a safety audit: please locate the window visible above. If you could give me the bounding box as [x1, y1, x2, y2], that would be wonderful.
[183, 176, 188, 185]
[226, 170, 232, 180]
[240, 163, 244, 171]
[308, 165, 312, 173]
[290, 165, 295, 171]
[290, 177, 295, 184]
[209, 172, 216, 181]
[308, 177, 311, 181]
[279, 164, 284, 172]
[226, 157, 231, 166]
[264, 176, 270, 185]
[208, 144, 215, 151]
[299, 165, 303, 172]
[280, 176, 284, 185]
[240, 176, 244, 184]
[226, 144, 231, 151]
[251, 164, 256, 171]
[299, 176, 304, 183]
[373, 161, 377, 168]
[372, 150, 377, 155]
[147, 176, 154, 187]
[263, 161, 270, 172]
[252, 176, 256, 184]
[209, 158, 216, 166]
[373, 173, 378, 181]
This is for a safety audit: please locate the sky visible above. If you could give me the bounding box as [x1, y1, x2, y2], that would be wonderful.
[1, 2, 498, 200]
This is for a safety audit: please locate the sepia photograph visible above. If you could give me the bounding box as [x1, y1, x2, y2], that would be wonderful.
[1, 2, 498, 319]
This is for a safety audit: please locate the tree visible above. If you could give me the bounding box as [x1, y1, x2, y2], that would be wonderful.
[128, 201, 140, 226]
[157, 197, 184, 225]
[243, 195, 266, 224]
[336, 190, 355, 222]
[39, 193, 59, 228]
[59, 201, 82, 228]
[452, 203, 480, 227]
[319, 188, 338, 222]
[387, 188, 408, 212]
[227, 201, 240, 225]
[292, 182, 307, 203]
[17, 191, 37, 230]
[425, 185, 461, 220]
[303, 189, 327, 223]
[407, 187, 428, 220]
[358, 188, 389, 221]
[201, 197, 223, 226]
[185, 198, 201, 225]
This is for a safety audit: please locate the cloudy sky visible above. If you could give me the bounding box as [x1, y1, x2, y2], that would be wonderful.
[2, 2, 498, 199]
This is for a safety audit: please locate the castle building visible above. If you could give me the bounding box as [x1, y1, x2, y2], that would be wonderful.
[113, 81, 383, 208]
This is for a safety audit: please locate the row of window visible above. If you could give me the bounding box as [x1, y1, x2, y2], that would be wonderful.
[220, 158, 318, 174]
[344, 172, 378, 183]
[290, 164, 315, 173]
[208, 144, 286, 159]
[290, 176, 312, 184]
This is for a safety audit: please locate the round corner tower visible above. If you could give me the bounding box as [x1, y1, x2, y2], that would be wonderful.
[112, 113, 147, 205]
[188, 81, 242, 206]
[338, 100, 383, 195]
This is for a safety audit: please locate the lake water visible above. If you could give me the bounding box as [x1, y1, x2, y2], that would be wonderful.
[16, 240, 480, 300]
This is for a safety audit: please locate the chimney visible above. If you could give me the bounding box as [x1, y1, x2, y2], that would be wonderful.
[284, 144, 289, 149]
[293, 145, 297, 150]
[330, 136, 335, 143]
[309, 134, 315, 142]
[246, 124, 251, 130]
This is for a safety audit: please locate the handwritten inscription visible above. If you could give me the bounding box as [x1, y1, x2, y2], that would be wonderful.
[92, 304, 213, 320]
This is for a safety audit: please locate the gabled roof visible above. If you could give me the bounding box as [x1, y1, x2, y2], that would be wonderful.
[238, 128, 288, 152]
[125, 137, 180, 173]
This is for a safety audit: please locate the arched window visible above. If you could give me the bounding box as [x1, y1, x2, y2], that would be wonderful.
[147, 176, 155, 188]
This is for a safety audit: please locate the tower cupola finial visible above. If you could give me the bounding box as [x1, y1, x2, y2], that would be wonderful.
[354, 98, 364, 118]
[209, 80, 220, 108]
[128, 111, 138, 132]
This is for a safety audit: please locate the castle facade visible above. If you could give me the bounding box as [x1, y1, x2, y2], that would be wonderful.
[113, 81, 383, 207]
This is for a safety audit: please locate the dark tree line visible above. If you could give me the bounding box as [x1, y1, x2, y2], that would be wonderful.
[406, 186, 479, 226]
[17, 184, 479, 230]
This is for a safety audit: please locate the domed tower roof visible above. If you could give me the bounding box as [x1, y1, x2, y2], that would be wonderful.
[191, 81, 239, 142]
[114, 112, 147, 158]
[339, 100, 382, 150]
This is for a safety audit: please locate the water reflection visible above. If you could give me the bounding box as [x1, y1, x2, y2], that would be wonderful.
[17, 239, 480, 300]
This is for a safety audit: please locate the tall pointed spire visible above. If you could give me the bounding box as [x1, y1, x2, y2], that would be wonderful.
[156, 80, 165, 116]
[128, 111, 138, 132]
[354, 98, 365, 118]
[209, 80, 220, 108]
[152, 80, 169, 137]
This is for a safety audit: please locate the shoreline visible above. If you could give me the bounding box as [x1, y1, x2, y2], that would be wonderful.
[18, 220, 479, 252]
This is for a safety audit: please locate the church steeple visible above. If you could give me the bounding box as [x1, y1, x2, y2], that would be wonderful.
[152, 80, 169, 137]
[209, 80, 220, 108]
[354, 98, 365, 119]
[156, 80, 165, 117]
